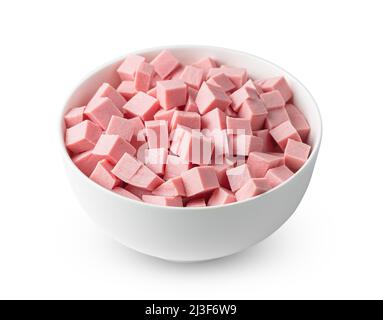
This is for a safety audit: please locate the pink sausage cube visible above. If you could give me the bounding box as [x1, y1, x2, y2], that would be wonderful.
[284, 139, 311, 172]
[124, 117, 146, 149]
[180, 65, 204, 89]
[212, 129, 233, 158]
[222, 66, 248, 88]
[192, 57, 218, 79]
[142, 195, 183, 207]
[230, 80, 259, 111]
[152, 176, 186, 197]
[124, 184, 152, 199]
[191, 131, 214, 165]
[177, 130, 214, 165]
[135, 142, 148, 164]
[254, 129, 280, 153]
[223, 155, 237, 167]
[260, 90, 285, 110]
[117, 81, 137, 100]
[260, 76, 293, 102]
[184, 87, 198, 112]
[181, 166, 220, 197]
[85, 97, 123, 130]
[128, 165, 164, 191]
[144, 148, 168, 175]
[201, 108, 227, 131]
[210, 130, 233, 158]
[134, 61, 154, 92]
[265, 165, 294, 188]
[90, 159, 121, 190]
[216, 66, 248, 89]
[285, 104, 310, 141]
[206, 68, 223, 79]
[131, 135, 147, 153]
[233, 135, 263, 156]
[245, 79, 262, 92]
[156, 79, 187, 110]
[64, 106, 85, 128]
[113, 187, 142, 202]
[265, 107, 289, 129]
[89, 83, 126, 112]
[112, 153, 164, 191]
[238, 99, 268, 131]
[226, 164, 253, 192]
[92, 134, 136, 164]
[127, 116, 145, 133]
[66, 120, 102, 153]
[123, 92, 159, 121]
[188, 86, 198, 100]
[254, 79, 266, 87]
[270, 120, 302, 150]
[154, 108, 177, 126]
[150, 73, 162, 88]
[235, 178, 271, 202]
[225, 105, 238, 118]
[71, 149, 100, 176]
[186, 198, 206, 207]
[169, 125, 191, 155]
[147, 87, 157, 98]
[247, 151, 284, 178]
[105, 115, 134, 141]
[184, 95, 199, 112]
[213, 164, 232, 188]
[196, 82, 232, 115]
[206, 73, 236, 92]
[252, 81, 264, 95]
[164, 155, 192, 180]
[150, 50, 180, 79]
[170, 110, 201, 131]
[145, 120, 169, 149]
[118, 54, 146, 81]
[208, 188, 236, 206]
[169, 65, 185, 80]
[226, 117, 252, 135]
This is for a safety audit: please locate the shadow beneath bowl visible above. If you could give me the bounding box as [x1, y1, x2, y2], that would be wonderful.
[99, 232, 286, 274]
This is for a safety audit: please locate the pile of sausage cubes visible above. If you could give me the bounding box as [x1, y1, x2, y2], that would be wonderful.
[65, 50, 311, 207]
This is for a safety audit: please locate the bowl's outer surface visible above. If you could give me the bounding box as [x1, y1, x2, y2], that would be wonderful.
[61, 46, 322, 262]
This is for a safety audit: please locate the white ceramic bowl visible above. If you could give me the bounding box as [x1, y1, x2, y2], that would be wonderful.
[60, 46, 322, 262]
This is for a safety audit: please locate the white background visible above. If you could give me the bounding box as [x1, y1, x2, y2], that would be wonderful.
[0, 0, 382, 300]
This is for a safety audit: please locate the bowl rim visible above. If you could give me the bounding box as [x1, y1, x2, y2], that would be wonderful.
[59, 45, 323, 211]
